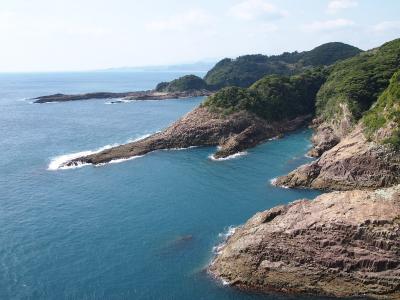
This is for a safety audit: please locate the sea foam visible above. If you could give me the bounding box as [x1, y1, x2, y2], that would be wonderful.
[210, 225, 238, 287]
[104, 99, 132, 105]
[269, 177, 290, 189]
[212, 225, 237, 255]
[48, 134, 153, 171]
[209, 151, 248, 161]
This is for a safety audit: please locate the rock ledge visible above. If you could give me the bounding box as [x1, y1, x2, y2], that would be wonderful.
[209, 185, 400, 299]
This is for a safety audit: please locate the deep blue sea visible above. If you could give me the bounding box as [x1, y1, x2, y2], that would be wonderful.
[0, 72, 327, 300]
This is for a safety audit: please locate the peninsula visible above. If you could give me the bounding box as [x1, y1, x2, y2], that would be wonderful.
[33, 75, 213, 103]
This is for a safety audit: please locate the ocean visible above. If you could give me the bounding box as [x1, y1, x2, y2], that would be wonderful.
[0, 71, 328, 299]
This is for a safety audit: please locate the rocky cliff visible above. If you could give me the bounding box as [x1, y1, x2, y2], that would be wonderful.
[276, 70, 400, 191]
[275, 126, 400, 190]
[307, 39, 400, 157]
[60, 107, 310, 167]
[209, 42, 400, 299]
[209, 185, 400, 299]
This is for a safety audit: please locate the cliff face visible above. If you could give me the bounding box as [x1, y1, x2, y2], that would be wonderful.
[209, 58, 400, 299]
[277, 70, 400, 191]
[276, 126, 400, 190]
[209, 185, 400, 299]
[307, 102, 353, 157]
[308, 39, 400, 157]
[62, 107, 310, 167]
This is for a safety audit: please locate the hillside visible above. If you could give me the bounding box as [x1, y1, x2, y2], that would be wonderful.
[155, 75, 211, 93]
[203, 68, 328, 121]
[275, 41, 400, 191]
[203, 42, 361, 89]
[363, 69, 400, 149]
[308, 38, 400, 155]
[316, 39, 400, 123]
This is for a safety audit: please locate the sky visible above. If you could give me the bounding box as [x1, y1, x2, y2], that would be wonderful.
[1, 0, 399, 72]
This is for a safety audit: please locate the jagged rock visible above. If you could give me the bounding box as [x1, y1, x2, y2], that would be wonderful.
[307, 103, 354, 157]
[61, 107, 311, 167]
[209, 185, 400, 299]
[276, 126, 400, 190]
[307, 123, 340, 157]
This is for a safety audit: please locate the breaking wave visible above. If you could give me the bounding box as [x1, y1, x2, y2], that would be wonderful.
[212, 225, 237, 256]
[48, 134, 153, 171]
[270, 177, 289, 189]
[209, 151, 248, 161]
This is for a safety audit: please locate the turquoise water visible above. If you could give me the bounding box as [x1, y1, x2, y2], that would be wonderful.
[0, 72, 327, 299]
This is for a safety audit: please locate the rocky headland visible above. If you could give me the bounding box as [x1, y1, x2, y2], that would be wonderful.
[60, 107, 311, 168]
[275, 126, 400, 191]
[209, 39, 400, 299]
[209, 185, 400, 299]
[33, 90, 212, 103]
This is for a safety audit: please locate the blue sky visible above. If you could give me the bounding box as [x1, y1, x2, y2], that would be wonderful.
[1, 0, 399, 72]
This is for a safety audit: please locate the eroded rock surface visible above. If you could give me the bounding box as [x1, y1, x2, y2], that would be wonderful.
[209, 185, 400, 299]
[307, 103, 354, 158]
[61, 107, 310, 167]
[276, 126, 400, 190]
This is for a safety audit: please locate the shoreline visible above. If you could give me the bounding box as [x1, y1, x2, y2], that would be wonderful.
[33, 89, 213, 103]
[49, 107, 311, 169]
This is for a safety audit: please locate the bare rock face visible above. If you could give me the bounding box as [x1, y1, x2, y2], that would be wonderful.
[307, 122, 340, 157]
[308, 103, 354, 158]
[62, 107, 310, 167]
[209, 185, 400, 299]
[276, 126, 400, 190]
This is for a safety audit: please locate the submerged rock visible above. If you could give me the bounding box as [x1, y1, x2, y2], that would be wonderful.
[209, 185, 400, 299]
[60, 107, 311, 168]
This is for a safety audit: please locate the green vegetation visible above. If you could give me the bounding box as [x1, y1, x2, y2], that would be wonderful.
[363, 70, 400, 149]
[384, 130, 400, 149]
[299, 42, 362, 66]
[316, 39, 400, 122]
[203, 68, 328, 121]
[204, 42, 361, 89]
[155, 75, 210, 92]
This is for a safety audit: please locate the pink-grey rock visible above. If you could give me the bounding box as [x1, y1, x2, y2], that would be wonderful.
[209, 185, 400, 299]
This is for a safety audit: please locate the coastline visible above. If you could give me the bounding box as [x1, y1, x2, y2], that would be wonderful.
[33, 89, 213, 103]
[49, 107, 311, 169]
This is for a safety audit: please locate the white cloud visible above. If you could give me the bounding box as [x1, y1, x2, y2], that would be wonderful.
[228, 0, 288, 21]
[372, 21, 400, 33]
[146, 9, 213, 32]
[303, 19, 355, 32]
[327, 0, 358, 14]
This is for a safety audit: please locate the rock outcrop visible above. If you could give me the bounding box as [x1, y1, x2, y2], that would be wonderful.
[60, 107, 310, 168]
[33, 90, 213, 103]
[307, 102, 354, 158]
[209, 185, 400, 299]
[276, 126, 400, 191]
